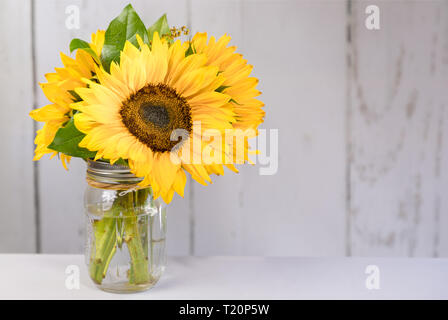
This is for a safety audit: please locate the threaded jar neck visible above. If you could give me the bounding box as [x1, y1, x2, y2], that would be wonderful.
[86, 159, 143, 185]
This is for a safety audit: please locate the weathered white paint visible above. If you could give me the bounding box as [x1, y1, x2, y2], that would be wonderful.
[348, 1, 448, 256]
[0, 0, 36, 252]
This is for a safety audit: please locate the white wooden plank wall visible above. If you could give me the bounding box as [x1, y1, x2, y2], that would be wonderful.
[190, 0, 347, 256]
[0, 0, 446, 257]
[348, 0, 448, 257]
[0, 0, 36, 253]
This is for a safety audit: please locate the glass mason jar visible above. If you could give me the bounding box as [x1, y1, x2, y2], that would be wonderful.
[84, 160, 166, 293]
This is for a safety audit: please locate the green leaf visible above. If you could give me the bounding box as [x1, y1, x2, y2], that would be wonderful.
[113, 158, 128, 166]
[69, 38, 100, 65]
[185, 41, 196, 56]
[216, 85, 230, 93]
[68, 90, 82, 102]
[48, 118, 97, 159]
[147, 14, 171, 41]
[229, 98, 242, 105]
[100, 4, 149, 72]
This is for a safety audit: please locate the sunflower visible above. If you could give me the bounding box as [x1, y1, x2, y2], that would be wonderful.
[74, 32, 245, 203]
[192, 33, 264, 130]
[29, 30, 105, 169]
[191, 33, 265, 176]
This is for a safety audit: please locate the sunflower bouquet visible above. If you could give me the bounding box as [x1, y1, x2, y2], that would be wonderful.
[30, 4, 264, 292]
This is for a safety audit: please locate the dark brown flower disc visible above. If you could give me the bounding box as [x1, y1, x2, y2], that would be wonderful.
[120, 84, 192, 152]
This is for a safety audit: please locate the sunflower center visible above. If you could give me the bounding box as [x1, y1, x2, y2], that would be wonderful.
[140, 104, 170, 128]
[120, 84, 192, 153]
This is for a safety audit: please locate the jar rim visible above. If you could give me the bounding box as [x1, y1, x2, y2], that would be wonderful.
[86, 159, 143, 184]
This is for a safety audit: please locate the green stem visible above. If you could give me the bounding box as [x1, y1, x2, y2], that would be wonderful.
[89, 213, 119, 284]
[124, 190, 150, 284]
[88, 189, 152, 285]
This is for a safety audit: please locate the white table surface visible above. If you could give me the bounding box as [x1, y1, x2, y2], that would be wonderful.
[0, 254, 447, 299]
